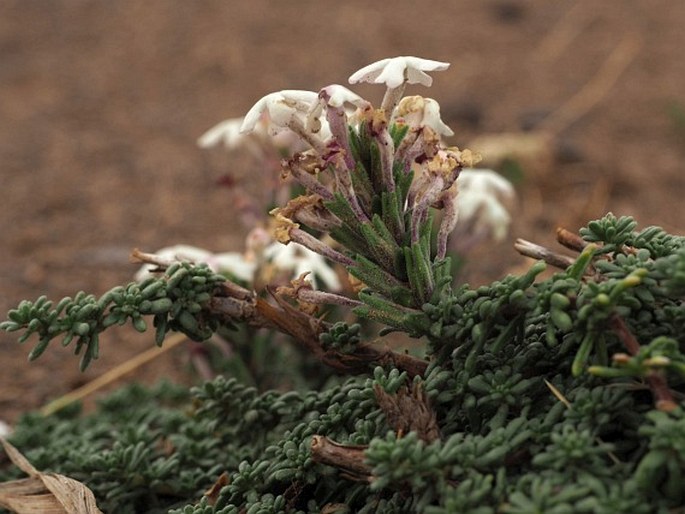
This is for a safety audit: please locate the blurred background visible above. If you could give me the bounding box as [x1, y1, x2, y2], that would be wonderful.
[1, 0, 683, 420]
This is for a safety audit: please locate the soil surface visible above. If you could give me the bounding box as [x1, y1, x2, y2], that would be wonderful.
[1, 1, 683, 423]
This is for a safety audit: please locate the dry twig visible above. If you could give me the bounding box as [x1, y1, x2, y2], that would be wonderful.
[40, 333, 188, 417]
[310, 436, 371, 482]
[514, 238, 575, 270]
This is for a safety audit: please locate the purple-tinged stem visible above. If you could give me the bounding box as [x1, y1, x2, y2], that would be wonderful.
[289, 227, 355, 267]
[287, 116, 327, 154]
[411, 177, 443, 244]
[436, 190, 458, 260]
[326, 106, 356, 171]
[371, 114, 396, 192]
[394, 129, 420, 170]
[330, 157, 369, 223]
[296, 288, 363, 308]
[286, 157, 334, 201]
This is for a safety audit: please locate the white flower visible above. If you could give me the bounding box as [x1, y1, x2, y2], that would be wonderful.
[197, 113, 309, 157]
[135, 244, 256, 283]
[458, 169, 516, 202]
[349, 56, 450, 89]
[240, 90, 319, 134]
[0, 420, 11, 438]
[263, 241, 341, 291]
[318, 84, 367, 109]
[455, 169, 516, 241]
[209, 252, 258, 282]
[197, 117, 246, 149]
[457, 191, 511, 241]
[307, 84, 368, 134]
[396, 96, 454, 137]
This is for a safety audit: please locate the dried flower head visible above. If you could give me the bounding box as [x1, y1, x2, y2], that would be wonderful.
[272, 213, 300, 245]
[396, 96, 454, 137]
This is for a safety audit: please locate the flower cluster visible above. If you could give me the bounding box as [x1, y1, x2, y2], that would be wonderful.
[196, 57, 515, 301]
[229, 57, 502, 314]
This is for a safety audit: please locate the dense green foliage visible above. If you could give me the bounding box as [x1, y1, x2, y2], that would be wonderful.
[1, 216, 685, 513]
[0, 262, 226, 371]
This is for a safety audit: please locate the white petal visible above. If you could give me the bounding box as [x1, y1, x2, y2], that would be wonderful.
[279, 89, 320, 105]
[264, 242, 298, 268]
[423, 98, 454, 136]
[134, 245, 213, 282]
[212, 252, 257, 282]
[320, 84, 367, 109]
[398, 96, 453, 136]
[375, 58, 409, 88]
[405, 56, 450, 77]
[348, 56, 450, 88]
[197, 117, 246, 149]
[310, 259, 342, 291]
[405, 67, 434, 87]
[267, 100, 299, 127]
[241, 95, 271, 133]
[156, 245, 213, 263]
[348, 57, 392, 84]
[455, 189, 511, 241]
[458, 169, 516, 202]
[241, 90, 318, 134]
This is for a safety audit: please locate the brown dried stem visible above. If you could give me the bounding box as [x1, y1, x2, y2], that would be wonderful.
[609, 314, 677, 412]
[556, 227, 587, 252]
[130, 248, 175, 268]
[310, 436, 372, 482]
[514, 238, 575, 270]
[207, 283, 428, 378]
